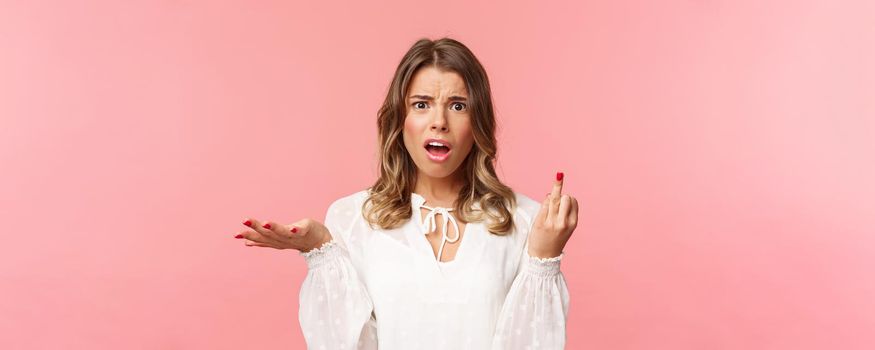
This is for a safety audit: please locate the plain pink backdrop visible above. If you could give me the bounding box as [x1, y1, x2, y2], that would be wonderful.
[1, 0, 873, 349]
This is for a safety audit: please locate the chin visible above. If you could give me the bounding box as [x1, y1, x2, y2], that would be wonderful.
[418, 167, 457, 178]
[414, 161, 461, 178]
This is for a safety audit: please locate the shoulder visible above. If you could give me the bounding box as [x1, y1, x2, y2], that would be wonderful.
[326, 188, 370, 213]
[504, 191, 542, 244]
[496, 191, 542, 252]
[512, 191, 542, 229]
[323, 188, 370, 235]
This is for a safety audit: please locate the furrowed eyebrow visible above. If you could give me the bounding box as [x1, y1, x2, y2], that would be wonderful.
[408, 94, 468, 102]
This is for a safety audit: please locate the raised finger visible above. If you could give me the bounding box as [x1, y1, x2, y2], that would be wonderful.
[551, 171, 564, 198]
[549, 172, 564, 218]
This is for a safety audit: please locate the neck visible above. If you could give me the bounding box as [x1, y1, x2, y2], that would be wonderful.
[413, 171, 464, 206]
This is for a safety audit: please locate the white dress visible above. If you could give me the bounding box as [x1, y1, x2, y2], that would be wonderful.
[297, 189, 570, 350]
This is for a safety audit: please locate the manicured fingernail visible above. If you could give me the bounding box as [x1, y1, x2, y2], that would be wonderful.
[263, 223, 271, 229]
[556, 172, 564, 181]
[235, 234, 243, 239]
[243, 220, 252, 227]
[291, 227, 298, 233]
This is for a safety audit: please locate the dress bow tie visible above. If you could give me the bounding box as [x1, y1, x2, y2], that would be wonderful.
[419, 204, 460, 262]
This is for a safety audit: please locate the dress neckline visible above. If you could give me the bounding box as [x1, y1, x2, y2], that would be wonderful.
[411, 192, 447, 208]
[410, 192, 472, 265]
[410, 192, 482, 210]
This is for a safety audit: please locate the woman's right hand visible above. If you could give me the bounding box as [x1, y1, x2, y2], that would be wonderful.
[234, 218, 332, 253]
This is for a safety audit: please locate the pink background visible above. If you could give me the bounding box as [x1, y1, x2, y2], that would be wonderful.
[2, 0, 873, 349]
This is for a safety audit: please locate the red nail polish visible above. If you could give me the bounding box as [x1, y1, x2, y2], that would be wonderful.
[291, 227, 298, 233]
[556, 172, 564, 181]
[235, 234, 243, 239]
[243, 220, 252, 227]
[263, 223, 271, 229]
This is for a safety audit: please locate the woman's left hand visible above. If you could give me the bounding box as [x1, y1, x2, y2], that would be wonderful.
[527, 172, 579, 259]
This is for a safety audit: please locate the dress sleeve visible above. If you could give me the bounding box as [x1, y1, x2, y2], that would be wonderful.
[297, 196, 378, 350]
[491, 240, 571, 350]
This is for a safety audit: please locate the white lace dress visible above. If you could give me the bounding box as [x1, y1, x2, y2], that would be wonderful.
[298, 190, 570, 349]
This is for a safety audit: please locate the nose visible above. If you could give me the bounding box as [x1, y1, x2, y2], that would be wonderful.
[430, 109, 449, 132]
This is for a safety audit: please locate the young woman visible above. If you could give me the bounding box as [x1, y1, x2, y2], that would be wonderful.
[235, 37, 578, 350]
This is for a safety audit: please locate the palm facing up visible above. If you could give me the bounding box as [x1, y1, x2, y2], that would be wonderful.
[234, 217, 332, 253]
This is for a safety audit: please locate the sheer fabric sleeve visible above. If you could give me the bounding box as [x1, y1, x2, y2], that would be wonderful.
[491, 208, 571, 349]
[297, 196, 377, 350]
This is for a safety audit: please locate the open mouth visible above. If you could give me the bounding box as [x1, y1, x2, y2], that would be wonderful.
[425, 144, 450, 156]
[424, 141, 452, 162]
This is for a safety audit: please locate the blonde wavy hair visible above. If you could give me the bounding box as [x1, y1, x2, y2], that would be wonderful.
[362, 37, 517, 236]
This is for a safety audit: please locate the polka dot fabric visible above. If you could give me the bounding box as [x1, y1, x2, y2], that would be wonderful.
[297, 189, 569, 349]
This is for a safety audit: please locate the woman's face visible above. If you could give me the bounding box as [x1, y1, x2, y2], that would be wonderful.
[402, 66, 475, 181]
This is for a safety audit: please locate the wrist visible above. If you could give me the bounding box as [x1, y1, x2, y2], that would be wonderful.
[301, 232, 333, 253]
[527, 247, 562, 259]
[299, 238, 340, 269]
